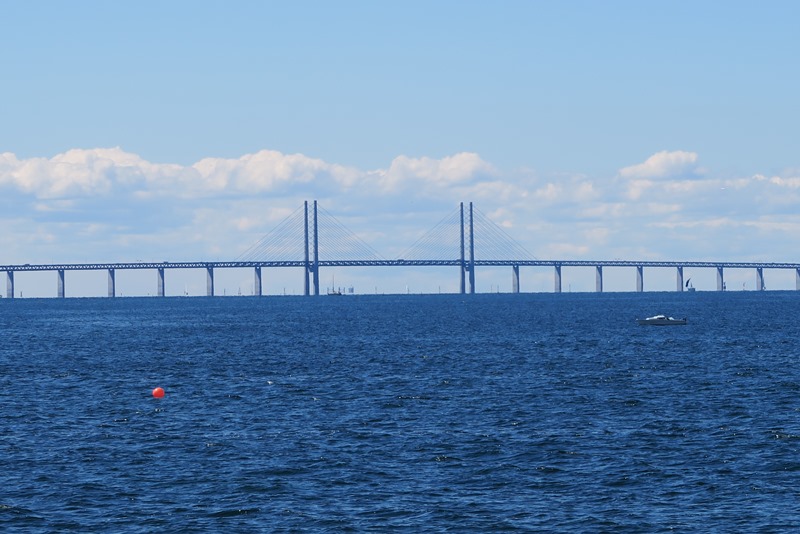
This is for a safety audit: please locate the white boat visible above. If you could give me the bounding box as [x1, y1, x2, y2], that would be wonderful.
[637, 314, 687, 326]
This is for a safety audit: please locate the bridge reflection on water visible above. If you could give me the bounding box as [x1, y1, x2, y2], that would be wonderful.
[2, 201, 799, 298]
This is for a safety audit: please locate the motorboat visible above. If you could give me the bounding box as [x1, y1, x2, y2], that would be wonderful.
[637, 314, 687, 326]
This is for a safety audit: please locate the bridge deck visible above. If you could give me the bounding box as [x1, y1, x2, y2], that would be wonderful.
[2, 259, 800, 271]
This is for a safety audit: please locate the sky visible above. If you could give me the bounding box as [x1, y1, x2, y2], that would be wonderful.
[2, 0, 800, 296]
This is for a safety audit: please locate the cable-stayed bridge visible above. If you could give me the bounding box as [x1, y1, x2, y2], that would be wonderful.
[2, 200, 800, 297]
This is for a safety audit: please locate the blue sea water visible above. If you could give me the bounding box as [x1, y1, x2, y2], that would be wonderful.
[1, 291, 800, 532]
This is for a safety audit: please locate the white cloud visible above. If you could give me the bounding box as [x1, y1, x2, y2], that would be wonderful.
[192, 150, 361, 194]
[584, 227, 610, 245]
[650, 217, 737, 230]
[377, 152, 495, 193]
[619, 150, 700, 180]
[0, 147, 187, 198]
[762, 174, 800, 189]
[544, 242, 590, 257]
[619, 150, 707, 200]
[572, 181, 597, 202]
[463, 180, 526, 204]
[534, 182, 561, 201]
[580, 203, 627, 219]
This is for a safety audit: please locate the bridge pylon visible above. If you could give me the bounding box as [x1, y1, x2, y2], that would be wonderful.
[302, 200, 321, 296]
[458, 202, 476, 294]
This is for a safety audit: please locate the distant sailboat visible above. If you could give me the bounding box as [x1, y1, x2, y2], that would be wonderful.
[328, 274, 342, 296]
[686, 278, 696, 292]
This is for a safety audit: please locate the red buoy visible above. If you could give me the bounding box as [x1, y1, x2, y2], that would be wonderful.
[152, 387, 165, 398]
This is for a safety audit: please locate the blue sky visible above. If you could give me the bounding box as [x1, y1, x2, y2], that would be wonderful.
[2, 1, 800, 296]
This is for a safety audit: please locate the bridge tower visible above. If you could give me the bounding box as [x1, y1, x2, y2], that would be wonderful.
[302, 200, 321, 296]
[468, 202, 475, 293]
[313, 200, 320, 295]
[458, 202, 476, 294]
[460, 203, 466, 293]
[304, 201, 311, 296]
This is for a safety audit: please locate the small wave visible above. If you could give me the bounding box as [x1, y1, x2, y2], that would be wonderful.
[208, 508, 261, 518]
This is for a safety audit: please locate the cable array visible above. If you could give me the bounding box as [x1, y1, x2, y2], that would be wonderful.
[398, 207, 462, 261]
[236, 205, 307, 261]
[236, 202, 535, 263]
[316, 207, 385, 261]
[471, 207, 537, 261]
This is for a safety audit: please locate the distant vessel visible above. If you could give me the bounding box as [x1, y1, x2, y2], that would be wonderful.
[328, 275, 343, 296]
[637, 315, 688, 326]
[686, 278, 696, 292]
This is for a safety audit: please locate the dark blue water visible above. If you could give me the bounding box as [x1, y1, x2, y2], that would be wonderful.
[2, 292, 800, 532]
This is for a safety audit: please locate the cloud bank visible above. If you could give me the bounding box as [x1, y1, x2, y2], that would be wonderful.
[2, 148, 800, 291]
[0, 148, 496, 200]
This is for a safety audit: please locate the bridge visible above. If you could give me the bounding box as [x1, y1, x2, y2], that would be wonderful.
[2, 200, 799, 297]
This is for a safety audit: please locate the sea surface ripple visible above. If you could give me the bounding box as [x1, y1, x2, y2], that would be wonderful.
[2, 292, 800, 532]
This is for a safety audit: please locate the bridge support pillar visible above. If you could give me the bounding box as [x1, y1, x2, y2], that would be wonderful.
[468, 203, 475, 294]
[636, 266, 643, 292]
[57, 269, 65, 298]
[676, 266, 684, 292]
[756, 267, 765, 291]
[554, 264, 562, 293]
[157, 268, 165, 297]
[512, 265, 519, 293]
[254, 267, 262, 296]
[6, 271, 14, 299]
[796, 268, 800, 290]
[716, 266, 725, 291]
[108, 269, 115, 298]
[464, 265, 474, 294]
[206, 266, 214, 297]
[595, 266, 603, 293]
